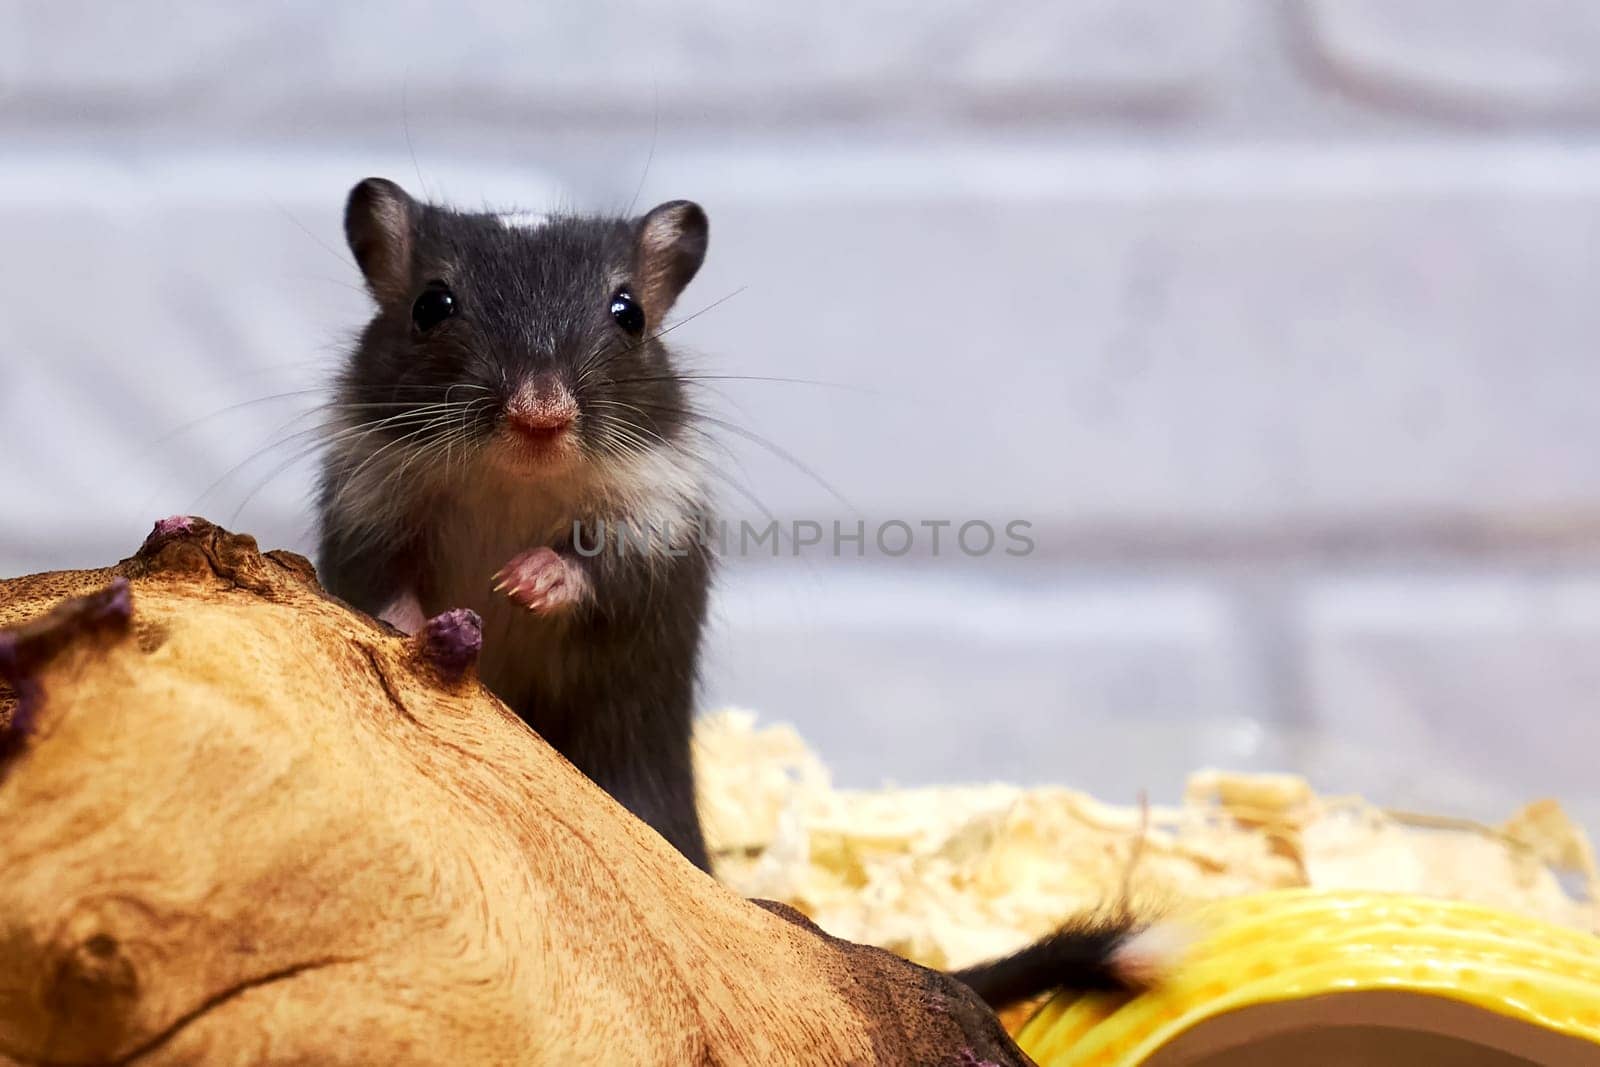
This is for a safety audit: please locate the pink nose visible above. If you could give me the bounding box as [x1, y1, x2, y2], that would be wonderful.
[506, 376, 577, 437]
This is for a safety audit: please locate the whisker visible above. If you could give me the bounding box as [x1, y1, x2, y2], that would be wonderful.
[620, 400, 857, 516]
[579, 287, 748, 384]
[197, 399, 477, 515]
[147, 394, 445, 452]
[605, 374, 870, 395]
[261, 409, 466, 527]
[584, 403, 795, 550]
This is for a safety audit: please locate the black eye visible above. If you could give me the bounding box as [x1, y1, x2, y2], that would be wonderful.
[609, 289, 645, 335]
[412, 282, 456, 331]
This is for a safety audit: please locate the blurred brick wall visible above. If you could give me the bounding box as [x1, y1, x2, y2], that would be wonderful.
[3, 1, 1599, 824]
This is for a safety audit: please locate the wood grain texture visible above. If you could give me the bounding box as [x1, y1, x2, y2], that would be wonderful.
[0, 519, 1033, 1066]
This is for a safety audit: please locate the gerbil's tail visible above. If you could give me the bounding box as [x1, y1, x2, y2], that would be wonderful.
[951, 913, 1190, 1009]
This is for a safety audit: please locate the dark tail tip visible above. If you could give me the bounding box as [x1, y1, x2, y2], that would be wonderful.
[951, 914, 1189, 1009]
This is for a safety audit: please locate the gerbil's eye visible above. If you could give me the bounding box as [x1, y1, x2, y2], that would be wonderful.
[411, 282, 456, 332]
[609, 288, 645, 335]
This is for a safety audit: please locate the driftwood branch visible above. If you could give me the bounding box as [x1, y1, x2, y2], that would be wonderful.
[0, 519, 1028, 1066]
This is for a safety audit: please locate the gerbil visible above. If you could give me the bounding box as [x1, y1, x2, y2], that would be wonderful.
[317, 177, 714, 870]
[314, 177, 1181, 1002]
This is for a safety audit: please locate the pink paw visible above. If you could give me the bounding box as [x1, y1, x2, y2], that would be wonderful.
[378, 591, 427, 636]
[493, 547, 588, 615]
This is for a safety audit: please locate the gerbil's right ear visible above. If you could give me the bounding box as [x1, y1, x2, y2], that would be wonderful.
[345, 178, 417, 303]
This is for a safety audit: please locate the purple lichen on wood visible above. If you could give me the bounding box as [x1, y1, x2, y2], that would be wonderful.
[416, 609, 482, 681]
[0, 578, 133, 774]
[139, 515, 198, 554]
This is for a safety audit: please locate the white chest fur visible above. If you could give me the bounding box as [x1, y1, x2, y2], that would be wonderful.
[423, 444, 707, 702]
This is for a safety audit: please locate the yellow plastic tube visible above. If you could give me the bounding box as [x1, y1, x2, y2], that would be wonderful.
[1017, 889, 1600, 1066]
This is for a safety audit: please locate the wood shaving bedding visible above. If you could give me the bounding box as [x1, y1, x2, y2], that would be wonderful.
[695, 709, 1600, 972]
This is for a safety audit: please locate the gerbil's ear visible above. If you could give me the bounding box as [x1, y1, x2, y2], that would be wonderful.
[345, 178, 417, 303]
[634, 200, 708, 320]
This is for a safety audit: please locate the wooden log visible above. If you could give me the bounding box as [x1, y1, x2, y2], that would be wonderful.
[0, 519, 1030, 1066]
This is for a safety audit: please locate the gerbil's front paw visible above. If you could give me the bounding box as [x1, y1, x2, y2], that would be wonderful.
[492, 547, 588, 615]
[378, 591, 427, 636]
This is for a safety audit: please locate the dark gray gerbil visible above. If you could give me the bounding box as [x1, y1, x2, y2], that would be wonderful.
[316, 178, 714, 870]
[312, 179, 1171, 1002]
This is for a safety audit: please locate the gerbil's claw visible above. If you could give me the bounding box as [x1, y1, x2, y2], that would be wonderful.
[496, 546, 587, 616]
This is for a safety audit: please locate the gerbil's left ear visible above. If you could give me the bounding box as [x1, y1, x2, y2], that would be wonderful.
[634, 200, 708, 319]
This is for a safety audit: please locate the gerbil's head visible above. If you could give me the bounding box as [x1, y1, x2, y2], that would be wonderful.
[329, 177, 708, 497]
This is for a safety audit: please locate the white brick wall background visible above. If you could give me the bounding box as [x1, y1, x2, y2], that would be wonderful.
[4, 2, 1600, 829]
